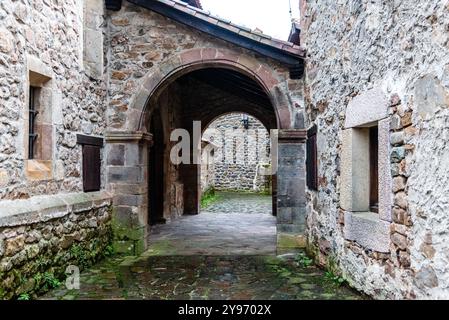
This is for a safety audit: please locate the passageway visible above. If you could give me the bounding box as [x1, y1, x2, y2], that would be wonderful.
[147, 192, 276, 256]
[42, 192, 364, 300]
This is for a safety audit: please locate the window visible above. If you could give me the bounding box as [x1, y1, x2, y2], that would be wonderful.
[341, 87, 392, 253]
[28, 86, 38, 159]
[306, 125, 318, 191]
[25, 56, 54, 181]
[77, 135, 103, 192]
[369, 126, 379, 213]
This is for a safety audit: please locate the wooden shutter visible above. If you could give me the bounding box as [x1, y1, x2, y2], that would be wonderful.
[306, 125, 318, 191]
[77, 135, 103, 192]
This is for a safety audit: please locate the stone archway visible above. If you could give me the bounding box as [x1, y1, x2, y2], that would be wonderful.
[127, 48, 293, 132]
[106, 49, 307, 254]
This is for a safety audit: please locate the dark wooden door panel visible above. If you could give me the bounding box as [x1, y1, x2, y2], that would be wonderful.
[82, 145, 101, 192]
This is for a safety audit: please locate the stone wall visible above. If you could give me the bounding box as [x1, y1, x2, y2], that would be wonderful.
[0, 0, 112, 298]
[302, 0, 449, 299]
[106, 1, 304, 132]
[0, 0, 107, 200]
[203, 113, 271, 193]
[0, 192, 112, 299]
[106, 0, 307, 245]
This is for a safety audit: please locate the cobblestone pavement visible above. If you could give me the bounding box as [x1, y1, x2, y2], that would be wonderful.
[42, 254, 364, 300]
[147, 212, 276, 256]
[42, 192, 365, 300]
[202, 192, 272, 214]
[145, 192, 276, 255]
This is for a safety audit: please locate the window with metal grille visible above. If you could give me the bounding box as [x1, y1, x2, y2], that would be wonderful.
[306, 125, 318, 191]
[77, 135, 103, 192]
[369, 126, 379, 213]
[28, 86, 39, 159]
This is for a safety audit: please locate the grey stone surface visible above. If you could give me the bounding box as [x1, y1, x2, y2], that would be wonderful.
[340, 128, 370, 212]
[0, 192, 112, 227]
[149, 212, 276, 256]
[107, 144, 125, 166]
[83, 0, 104, 80]
[276, 142, 306, 232]
[108, 166, 142, 183]
[344, 211, 391, 253]
[378, 118, 392, 222]
[414, 75, 449, 119]
[202, 113, 271, 193]
[344, 87, 389, 128]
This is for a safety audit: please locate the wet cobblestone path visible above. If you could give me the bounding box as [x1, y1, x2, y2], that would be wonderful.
[202, 192, 272, 215]
[42, 192, 364, 300]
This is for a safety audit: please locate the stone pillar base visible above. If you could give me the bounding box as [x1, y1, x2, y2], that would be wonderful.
[276, 129, 307, 240]
[106, 131, 153, 256]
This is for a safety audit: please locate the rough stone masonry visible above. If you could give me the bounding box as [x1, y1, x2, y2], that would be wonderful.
[0, 0, 112, 298]
[0, 0, 307, 298]
[301, 0, 449, 299]
[0, 0, 448, 300]
[202, 113, 272, 193]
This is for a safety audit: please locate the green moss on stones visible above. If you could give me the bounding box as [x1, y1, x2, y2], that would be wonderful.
[200, 187, 220, 208]
[0, 217, 113, 300]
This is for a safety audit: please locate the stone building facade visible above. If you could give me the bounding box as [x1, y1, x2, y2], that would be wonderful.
[202, 113, 271, 193]
[300, 0, 449, 299]
[0, 0, 307, 298]
[0, 0, 113, 298]
[1, 0, 448, 300]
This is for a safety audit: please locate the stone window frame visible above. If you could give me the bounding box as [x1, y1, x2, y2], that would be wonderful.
[24, 56, 55, 181]
[341, 87, 392, 253]
[83, 0, 104, 80]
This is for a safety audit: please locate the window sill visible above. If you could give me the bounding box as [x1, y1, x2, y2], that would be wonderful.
[343, 211, 391, 253]
[25, 159, 53, 181]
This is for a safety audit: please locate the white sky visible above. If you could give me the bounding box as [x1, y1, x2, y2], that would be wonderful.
[200, 0, 300, 41]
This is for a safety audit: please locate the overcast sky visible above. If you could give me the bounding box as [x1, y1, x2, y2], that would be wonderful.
[200, 0, 300, 41]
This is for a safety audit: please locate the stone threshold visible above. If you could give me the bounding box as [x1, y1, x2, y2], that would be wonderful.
[0, 191, 112, 228]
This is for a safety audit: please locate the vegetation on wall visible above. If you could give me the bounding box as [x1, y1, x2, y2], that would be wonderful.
[200, 187, 220, 208]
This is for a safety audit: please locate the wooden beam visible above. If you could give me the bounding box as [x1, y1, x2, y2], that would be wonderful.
[193, 74, 272, 108]
[77, 134, 104, 147]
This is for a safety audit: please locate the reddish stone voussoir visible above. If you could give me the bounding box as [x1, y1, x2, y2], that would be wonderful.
[128, 47, 289, 131]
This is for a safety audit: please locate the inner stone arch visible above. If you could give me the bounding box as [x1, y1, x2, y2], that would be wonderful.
[201, 112, 273, 198]
[143, 67, 279, 225]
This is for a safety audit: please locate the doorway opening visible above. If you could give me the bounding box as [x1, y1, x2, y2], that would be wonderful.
[144, 67, 279, 228]
[200, 112, 273, 216]
[149, 109, 166, 225]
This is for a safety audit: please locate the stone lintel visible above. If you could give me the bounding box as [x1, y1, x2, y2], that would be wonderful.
[27, 54, 53, 86]
[278, 129, 307, 143]
[344, 86, 389, 128]
[0, 191, 112, 228]
[105, 131, 153, 144]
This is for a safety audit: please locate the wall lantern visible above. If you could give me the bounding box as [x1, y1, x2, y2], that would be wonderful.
[241, 114, 249, 129]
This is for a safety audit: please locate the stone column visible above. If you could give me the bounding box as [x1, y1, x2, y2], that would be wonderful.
[105, 131, 153, 255]
[276, 129, 307, 248]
